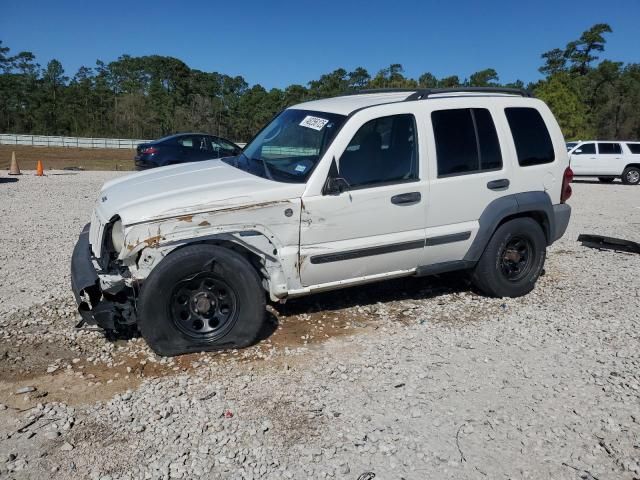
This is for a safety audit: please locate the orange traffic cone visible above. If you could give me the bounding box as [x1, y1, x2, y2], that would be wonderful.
[36, 160, 44, 176]
[9, 151, 21, 175]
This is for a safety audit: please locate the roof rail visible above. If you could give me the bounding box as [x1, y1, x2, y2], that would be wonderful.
[405, 87, 533, 100]
[341, 87, 533, 99]
[341, 88, 420, 96]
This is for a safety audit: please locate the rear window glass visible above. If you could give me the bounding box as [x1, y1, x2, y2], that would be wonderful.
[432, 108, 502, 177]
[627, 143, 640, 154]
[598, 143, 622, 154]
[505, 108, 555, 166]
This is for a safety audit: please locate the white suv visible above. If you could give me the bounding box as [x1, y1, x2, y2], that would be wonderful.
[71, 88, 573, 356]
[568, 141, 640, 185]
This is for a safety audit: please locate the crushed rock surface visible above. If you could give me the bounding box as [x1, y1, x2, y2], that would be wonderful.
[0, 172, 639, 479]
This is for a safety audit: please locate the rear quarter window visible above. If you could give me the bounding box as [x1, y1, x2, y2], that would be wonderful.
[505, 107, 555, 166]
[627, 143, 640, 154]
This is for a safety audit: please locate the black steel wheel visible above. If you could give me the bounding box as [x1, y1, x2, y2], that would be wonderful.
[499, 236, 534, 282]
[170, 273, 238, 339]
[471, 217, 546, 298]
[137, 244, 266, 356]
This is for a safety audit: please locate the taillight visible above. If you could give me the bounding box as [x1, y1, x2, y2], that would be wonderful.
[561, 167, 573, 203]
[142, 147, 158, 155]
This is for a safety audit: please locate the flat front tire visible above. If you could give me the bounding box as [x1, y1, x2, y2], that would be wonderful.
[471, 218, 546, 298]
[137, 244, 265, 356]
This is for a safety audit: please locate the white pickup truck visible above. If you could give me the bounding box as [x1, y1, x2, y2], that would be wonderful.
[568, 141, 640, 185]
[71, 88, 572, 356]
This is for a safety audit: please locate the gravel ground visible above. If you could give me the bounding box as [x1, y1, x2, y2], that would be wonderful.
[0, 172, 639, 480]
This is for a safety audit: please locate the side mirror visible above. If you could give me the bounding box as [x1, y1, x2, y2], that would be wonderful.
[322, 157, 350, 195]
[323, 176, 350, 195]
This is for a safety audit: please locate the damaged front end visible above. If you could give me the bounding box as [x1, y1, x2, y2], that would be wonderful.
[70, 223, 136, 332]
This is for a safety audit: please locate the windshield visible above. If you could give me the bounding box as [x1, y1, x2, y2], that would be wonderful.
[566, 142, 579, 151]
[223, 109, 346, 183]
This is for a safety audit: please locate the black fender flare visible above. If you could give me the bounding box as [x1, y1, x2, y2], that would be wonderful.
[464, 192, 556, 262]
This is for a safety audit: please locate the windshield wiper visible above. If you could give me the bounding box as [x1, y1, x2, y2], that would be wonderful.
[251, 157, 274, 181]
[239, 152, 273, 180]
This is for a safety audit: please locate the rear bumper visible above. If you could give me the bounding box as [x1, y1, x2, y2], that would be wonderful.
[70, 224, 135, 330]
[551, 203, 571, 242]
[134, 158, 157, 171]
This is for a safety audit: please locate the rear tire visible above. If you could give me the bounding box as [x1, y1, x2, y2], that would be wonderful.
[598, 177, 615, 183]
[621, 167, 640, 185]
[471, 218, 546, 298]
[137, 244, 265, 356]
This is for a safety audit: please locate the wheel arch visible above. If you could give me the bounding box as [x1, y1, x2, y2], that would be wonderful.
[132, 231, 289, 302]
[464, 192, 555, 262]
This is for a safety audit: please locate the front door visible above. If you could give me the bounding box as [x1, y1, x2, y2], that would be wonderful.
[299, 111, 428, 287]
[569, 142, 597, 175]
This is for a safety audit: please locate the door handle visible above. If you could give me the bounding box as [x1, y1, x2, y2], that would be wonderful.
[487, 179, 510, 190]
[391, 192, 421, 205]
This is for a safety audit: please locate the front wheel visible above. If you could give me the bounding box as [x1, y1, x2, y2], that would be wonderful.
[137, 244, 266, 356]
[621, 167, 640, 185]
[471, 218, 546, 298]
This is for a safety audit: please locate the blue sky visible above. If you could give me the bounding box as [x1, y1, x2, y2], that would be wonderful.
[1, 0, 639, 89]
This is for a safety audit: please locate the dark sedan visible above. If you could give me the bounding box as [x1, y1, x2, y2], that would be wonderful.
[135, 133, 242, 170]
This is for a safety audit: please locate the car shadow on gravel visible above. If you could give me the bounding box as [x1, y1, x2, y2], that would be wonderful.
[270, 271, 470, 319]
[572, 179, 620, 185]
[0, 177, 19, 183]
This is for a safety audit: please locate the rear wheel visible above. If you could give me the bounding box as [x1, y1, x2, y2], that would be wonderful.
[598, 177, 615, 183]
[137, 244, 265, 356]
[471, 218, 546, 298]
[621, 167, 640, 185]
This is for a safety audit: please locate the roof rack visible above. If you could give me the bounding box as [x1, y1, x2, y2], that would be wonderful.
[343, 87, 533, 99]
[406, 87, 533, 100]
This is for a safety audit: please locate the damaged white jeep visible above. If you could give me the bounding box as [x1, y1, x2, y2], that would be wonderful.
[71, 88, 573, 356]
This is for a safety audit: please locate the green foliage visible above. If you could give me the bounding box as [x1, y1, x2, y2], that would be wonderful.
[535, 73, 591, 139]
[0, 23, 638, 142]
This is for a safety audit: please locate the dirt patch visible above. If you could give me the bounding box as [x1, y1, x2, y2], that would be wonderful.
[0, 273, 482, 409]
[0, 145, 134, 171]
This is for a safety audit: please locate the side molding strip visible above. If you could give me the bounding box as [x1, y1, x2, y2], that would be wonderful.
[309, 231, 472, 264]
[425, 231, 471, 246]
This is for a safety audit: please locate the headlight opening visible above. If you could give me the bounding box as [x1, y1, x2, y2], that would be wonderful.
[110, 219, 124, 253]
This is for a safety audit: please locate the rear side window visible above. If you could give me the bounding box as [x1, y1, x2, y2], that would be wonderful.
[178, 135, 207, 151]
[627, 143, 640, 154]
[598, 143, 622, 154]
[574, 143, 595, 155]
[505, 108, 555, 166]
[432, 108, 502, 177]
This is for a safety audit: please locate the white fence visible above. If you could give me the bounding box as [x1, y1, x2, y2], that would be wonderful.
[0, 134, 148, 149]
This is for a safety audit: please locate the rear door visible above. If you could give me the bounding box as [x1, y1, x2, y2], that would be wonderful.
[569, 142, 597, 175]
[423, 104, 511, 265]
[177, 135, 208, 162]
[596, 142, 624, 175]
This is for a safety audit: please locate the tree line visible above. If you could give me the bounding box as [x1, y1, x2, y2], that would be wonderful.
[0, 23, 638, 143]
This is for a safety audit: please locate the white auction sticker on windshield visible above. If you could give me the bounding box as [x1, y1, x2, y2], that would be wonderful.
[299, 115, 329, 131]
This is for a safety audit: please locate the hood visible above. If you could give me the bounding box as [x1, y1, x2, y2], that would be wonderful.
[95, 159, 305, 225]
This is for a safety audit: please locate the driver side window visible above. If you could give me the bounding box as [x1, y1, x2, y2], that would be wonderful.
[339, 114, 418, 189]
[574, 143, 595, 155]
